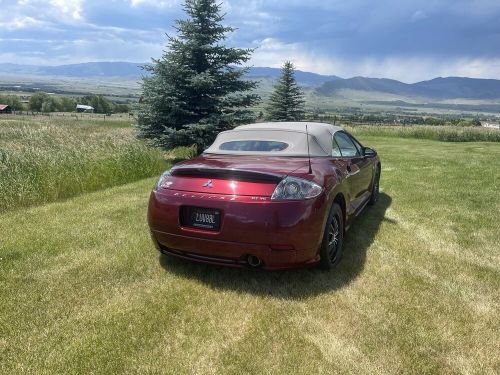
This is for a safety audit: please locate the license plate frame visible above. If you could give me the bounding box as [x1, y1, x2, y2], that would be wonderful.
[181, 206, 221, 231]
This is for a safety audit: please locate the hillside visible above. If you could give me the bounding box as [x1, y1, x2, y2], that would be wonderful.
[316, 76, 500, 99]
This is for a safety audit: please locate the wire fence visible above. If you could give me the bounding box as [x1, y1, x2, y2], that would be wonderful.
[0, 111, 134, 120]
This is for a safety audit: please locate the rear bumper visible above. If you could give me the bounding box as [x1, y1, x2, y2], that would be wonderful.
[148, 188, 328, 270]
[151, 229, 320, 270]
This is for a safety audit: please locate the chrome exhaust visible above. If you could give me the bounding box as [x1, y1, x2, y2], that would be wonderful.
[247, 255, 263, 268]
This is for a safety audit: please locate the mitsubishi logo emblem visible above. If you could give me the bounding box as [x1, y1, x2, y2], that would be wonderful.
[202, 179, 213, 188]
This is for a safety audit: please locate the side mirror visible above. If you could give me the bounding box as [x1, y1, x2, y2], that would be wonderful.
[363, 147, 377, 157]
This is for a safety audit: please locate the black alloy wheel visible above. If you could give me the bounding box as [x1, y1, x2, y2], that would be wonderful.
[319, 203, 344, 270]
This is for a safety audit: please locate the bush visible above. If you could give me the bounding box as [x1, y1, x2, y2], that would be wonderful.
[114, 103, 130, 113]
[28, 92, 62, 112]
[29, 92, 49, 112]
[58, 96, 77, 112]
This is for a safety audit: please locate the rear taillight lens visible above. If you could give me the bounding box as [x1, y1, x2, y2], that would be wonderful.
[154, 170, 172, 190]
[271, 177, 323, 201]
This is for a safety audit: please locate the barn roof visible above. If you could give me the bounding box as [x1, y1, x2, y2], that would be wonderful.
[76, 104, 94, 110]
[0, 104, 10, 110]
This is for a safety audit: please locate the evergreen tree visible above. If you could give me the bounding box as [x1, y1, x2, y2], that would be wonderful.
[137, 0, 260, 153]
[266, 61, 306, 121]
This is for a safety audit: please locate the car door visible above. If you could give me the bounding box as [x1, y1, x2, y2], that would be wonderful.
[345, 132, 374, 196]
[333, 131, 371, 212]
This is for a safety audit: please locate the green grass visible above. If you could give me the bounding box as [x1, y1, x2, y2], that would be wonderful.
[1, 136, 498, 374]
[0, 115, 167, 212]
[346, 125, 500, 142]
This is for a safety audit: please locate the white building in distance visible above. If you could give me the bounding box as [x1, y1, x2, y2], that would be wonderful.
[76, 104, 94, 113]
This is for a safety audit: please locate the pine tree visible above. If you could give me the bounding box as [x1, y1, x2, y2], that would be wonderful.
[137, 0, 260, 153]
[266, 61, 306, 121]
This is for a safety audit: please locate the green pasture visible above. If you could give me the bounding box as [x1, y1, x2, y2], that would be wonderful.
[1, 135, 498, 374]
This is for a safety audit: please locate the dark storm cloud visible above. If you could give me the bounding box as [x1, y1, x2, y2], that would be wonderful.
[1, 0, 499, 81]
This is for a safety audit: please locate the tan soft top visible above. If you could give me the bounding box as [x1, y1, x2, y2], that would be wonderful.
[204, 122, 343, 156]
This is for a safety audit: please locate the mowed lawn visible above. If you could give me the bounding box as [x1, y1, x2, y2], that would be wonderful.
[1, 137, 499, 374]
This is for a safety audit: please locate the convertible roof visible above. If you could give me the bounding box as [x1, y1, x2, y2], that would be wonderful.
[204, 122, 343, 157]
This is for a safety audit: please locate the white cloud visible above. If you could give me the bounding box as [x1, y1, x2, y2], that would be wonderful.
[50, 0, 83, 20]
[0, 16, 47, 30]
[68, 37, 163, 62]
[130, 0, 179, 8]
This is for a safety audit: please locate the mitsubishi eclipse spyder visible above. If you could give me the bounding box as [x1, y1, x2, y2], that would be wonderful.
[148, 122, 380, 270]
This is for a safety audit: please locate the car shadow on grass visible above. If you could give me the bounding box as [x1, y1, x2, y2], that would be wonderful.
[159, 192, 392, 299]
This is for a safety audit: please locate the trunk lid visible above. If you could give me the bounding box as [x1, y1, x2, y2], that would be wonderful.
[166, 154, 308, 196]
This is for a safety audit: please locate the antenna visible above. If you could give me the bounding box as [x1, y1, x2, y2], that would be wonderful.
[306, 124, 313, 174]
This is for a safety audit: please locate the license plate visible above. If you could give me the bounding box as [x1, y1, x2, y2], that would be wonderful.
[182, 207, 221, 231]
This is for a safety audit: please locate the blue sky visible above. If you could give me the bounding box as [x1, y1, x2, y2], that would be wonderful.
[0, 0, 499, 82]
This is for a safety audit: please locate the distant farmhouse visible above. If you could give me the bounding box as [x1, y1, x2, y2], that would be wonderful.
[76, 104, 94, 113]
[481, 122, 500, 130]
[0, 104, 12, 114]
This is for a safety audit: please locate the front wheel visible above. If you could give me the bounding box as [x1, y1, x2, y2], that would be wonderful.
[319, 203, 344, 270]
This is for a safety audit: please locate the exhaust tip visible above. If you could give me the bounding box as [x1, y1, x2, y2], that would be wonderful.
[247, 255, 263, 268]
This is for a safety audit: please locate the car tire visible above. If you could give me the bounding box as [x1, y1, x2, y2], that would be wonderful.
[319, 203, 344, 270]
[368, 167, 380, 206]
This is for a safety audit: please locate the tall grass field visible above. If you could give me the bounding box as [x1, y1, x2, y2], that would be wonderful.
[0, 128, 499, 373]
[346, 124, 500, 142]
[0, 115, 167, 212]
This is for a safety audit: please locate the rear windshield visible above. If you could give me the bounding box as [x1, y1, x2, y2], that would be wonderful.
[219, 140, 289, 152]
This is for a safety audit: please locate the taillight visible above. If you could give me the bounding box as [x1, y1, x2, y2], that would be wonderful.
[154, 170, 172, 190]
[271, 177, 323, 201]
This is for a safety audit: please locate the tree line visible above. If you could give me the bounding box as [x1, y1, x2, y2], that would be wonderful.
[0, 93, 130, 114]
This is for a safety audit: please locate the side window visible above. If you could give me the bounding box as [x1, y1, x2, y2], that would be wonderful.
[347, 133, 363, 154]
[332, 137, 342, 157]
[334, 132, 360, 157]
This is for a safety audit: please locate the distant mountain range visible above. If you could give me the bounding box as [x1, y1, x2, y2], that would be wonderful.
[0, 62, 145, 78]
[0, 62, 339, 87]
[1, 61, 500, 99]
[315, 76, 500, 100]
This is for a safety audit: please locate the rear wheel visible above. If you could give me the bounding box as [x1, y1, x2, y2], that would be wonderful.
[368, 167, 380, 205]
[319, 203, 344, 270]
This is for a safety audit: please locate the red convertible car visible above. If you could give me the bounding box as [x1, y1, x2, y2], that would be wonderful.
[148, 122, 380, 270]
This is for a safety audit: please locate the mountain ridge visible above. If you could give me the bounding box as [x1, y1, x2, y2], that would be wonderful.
[316, 76, 500, 99]
[1, 61, 500, 99]
[0, 62, 340, 87]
